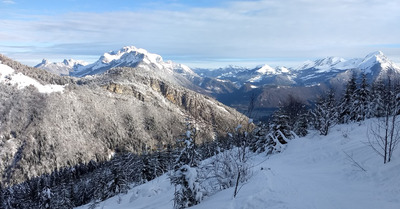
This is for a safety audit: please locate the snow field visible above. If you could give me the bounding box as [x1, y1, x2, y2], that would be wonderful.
[77, 119, 400, 209]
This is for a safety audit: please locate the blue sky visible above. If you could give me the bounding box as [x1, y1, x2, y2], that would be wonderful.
[1, 0, 400, 68]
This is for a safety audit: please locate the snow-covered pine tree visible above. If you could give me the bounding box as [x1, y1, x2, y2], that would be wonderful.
[249, 123, 270, 153]
[282, 95, 309, 137]
[89, 167, 112, 208]
[313, 89, 338, 136]
[108, 168, 129, 197]
[269, 107, 292, 144]
[170, 122, 202, 209]
[354, 73, 371, 121]
[371, 79, 386, 117]
[0, 187, 5, 209]
[249, 122, 286, 155]
[39, 186, 52, 209]
[141, 153, 156, 182]
[294, 111, 309, 137]
[339, 73, 357, 123]
[0, 186, 12, 209]
[49, 181, 74, 209]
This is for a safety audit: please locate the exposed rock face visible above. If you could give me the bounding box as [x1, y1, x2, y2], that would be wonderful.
[0, 56, 244, 186]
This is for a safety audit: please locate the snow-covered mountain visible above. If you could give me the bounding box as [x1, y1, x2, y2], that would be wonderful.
[194, 65, 249, 78]
[35, 58, 88, 76]
[34, 46, 208, 93]
[69, 46, 199, 80]
[195, 51, 400, 112]
[294, 51, 400, 85]
[34, 49, 400, 112]
[0, 54, 244, 186]
[195, 64, 295, 87]
[197, 51, 400, 87]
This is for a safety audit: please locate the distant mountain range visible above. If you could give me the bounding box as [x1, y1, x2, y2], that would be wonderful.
[36, 47, 400, 88]
[194, 51, 400, 87]
[37, 47, 400, 89]
[35, 47, 400, 117]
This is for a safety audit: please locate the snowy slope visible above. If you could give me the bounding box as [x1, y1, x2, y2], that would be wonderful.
[76, 120, 400, 209]
[0, 63, 64, 93]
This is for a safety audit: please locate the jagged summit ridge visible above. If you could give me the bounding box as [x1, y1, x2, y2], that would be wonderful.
[35, 58, 87, 76]
[94, 46, 162, 69]
[69, 46, 198, 79]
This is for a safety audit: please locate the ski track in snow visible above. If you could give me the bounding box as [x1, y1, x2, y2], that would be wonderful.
[76, 120, 400, 209]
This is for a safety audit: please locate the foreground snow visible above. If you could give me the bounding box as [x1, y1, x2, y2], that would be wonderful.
[77, 120, 400, 209]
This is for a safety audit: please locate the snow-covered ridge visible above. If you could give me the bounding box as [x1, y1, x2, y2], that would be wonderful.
[296, 51, 400, 73]
[70, 46, 198, 78]
[0, 63, 64, 93]
[35, 58, 88, 76]
[97, 46, 163, 68]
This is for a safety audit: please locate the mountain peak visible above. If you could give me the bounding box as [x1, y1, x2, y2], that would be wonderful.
[70, 46, 199, 81]
[34, 59, 48, 68]
[98, 46, 163, 66]
[256, 64, 276, 74]
[358, 51, 390, 72]
[38, 59, 49, 65]
[365, 50, 384, 58]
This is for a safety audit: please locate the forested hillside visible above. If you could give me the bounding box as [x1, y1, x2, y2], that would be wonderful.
[0, 55, 245, 189]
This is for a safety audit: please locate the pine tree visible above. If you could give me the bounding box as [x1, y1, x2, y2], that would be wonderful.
[371, 79, 386, 117]
[313, 89, 337, 136]
[174, 123, 201, 169]
[141, 153, 156, 182]
[339, 73, 357, 123]
[108, 168, 129, 197]
[354, 73, 371, 121]
[294, 111, 309, 137]
[0, 186, 13, 209]
[269, 107, 292, 144]
[170, 122, 202, 209]
[0, 187, 5, 209]
[249, 123, 270, 153]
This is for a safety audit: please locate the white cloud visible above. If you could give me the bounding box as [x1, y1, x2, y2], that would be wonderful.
[2, 0, 15, 4]
[1, 0, 400, 68]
